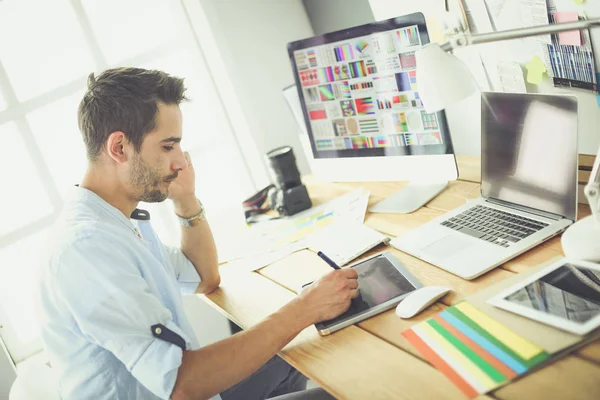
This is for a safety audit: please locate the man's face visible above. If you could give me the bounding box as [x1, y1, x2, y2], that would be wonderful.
[127, 103, 187, 203]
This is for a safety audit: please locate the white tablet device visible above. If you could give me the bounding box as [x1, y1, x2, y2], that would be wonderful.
[488, 258, 600, 335]
[311, 252, 422, 335]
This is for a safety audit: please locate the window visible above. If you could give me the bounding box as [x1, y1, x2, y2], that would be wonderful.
[0, 0, 95, 102]
[0, 0, 254, 363]
[0, 122, 54, 236]
[26, 92, 88, 196]
[81, 0, 186, 65]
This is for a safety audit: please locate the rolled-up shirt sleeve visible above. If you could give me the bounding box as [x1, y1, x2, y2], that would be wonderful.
[131, 319, 186, 398]
[52, 237, 190, 399]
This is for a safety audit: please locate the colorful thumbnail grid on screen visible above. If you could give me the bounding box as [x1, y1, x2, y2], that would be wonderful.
[294, 24, 444, 152]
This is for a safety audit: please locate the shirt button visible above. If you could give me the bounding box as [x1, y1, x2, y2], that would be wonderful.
[155, 327, 162, 335]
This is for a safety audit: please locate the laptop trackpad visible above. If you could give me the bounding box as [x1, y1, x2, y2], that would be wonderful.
[421, 235, 474, 259]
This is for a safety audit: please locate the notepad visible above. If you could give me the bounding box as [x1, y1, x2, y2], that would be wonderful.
[308, 221, 390, 266]
[403, 301, 549, 398]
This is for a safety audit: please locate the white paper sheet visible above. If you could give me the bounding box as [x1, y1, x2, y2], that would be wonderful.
[218, 189, 371, 270]
[522, 0, 552, 44]
[491, 0, 551, 43]
[230, 219, 390, 273]
[498, 62, 528, 93]
[307, 221, 390, 267]
[222, 240, 309, 273]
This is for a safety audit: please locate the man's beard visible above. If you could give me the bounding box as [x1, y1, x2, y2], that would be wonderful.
[130, 153, 177, 203]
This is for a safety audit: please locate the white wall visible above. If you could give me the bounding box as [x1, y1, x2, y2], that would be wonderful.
[192, 0, 316, 186]
[0, 337, 16, 398]
[368, 0, 600, 157]
[303, 0, 374, 35]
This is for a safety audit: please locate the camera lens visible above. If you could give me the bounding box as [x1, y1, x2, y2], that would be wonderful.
[266, 146, 302, 190]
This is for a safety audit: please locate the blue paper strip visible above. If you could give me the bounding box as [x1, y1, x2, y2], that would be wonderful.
[440, 311, 527, 374]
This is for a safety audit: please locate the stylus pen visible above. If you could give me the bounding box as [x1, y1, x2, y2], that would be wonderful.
[317, 251, 341, 270]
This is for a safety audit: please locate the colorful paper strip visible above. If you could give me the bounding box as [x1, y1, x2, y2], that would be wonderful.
[415, 324, 498, 391]
[455, 302, 543, 361]
[403, 302, 550, 398]
[433, 315, 517, 380]
[403, 329, 478, 398]
[446, 307, 536, 368]
[439, 311, 527, 374]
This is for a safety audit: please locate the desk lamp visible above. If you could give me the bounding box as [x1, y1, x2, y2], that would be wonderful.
[415, 18, 600, 262]
[562, 149, 600, 262]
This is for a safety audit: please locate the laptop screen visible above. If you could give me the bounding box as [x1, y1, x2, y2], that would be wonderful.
[481, 93, 578, 221]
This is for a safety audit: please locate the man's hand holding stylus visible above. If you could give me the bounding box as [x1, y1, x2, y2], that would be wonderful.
[297, 269, 359, 323]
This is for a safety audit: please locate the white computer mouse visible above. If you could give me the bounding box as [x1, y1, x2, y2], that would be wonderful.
[395, 286, 451, 319]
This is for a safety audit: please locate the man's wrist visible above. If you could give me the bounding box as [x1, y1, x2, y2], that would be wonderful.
[173, 194, 201, 218]
[284, 297, 315, 330]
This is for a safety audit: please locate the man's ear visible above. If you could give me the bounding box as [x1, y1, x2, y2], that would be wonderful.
[105, 131, 130, 163]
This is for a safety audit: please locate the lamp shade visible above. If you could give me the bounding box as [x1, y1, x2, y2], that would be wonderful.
[415, 44, 479, 113]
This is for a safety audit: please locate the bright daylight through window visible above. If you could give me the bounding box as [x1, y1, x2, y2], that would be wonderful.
[0, 0, 254, 364]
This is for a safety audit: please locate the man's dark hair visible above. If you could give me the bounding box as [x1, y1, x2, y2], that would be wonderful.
[78, 67, 188, 161]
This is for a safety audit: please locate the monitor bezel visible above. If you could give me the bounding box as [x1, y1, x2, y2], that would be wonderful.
[287, 12, 454, 160]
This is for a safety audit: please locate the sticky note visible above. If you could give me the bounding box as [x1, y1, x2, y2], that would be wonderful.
[525, 56, 547, 85]
[554, 12, 582, 46]
[573, 0, 585, 4]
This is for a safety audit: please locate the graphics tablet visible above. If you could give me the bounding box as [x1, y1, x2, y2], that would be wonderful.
[489, 258, 600, 335]
[313, 252, 422, 335]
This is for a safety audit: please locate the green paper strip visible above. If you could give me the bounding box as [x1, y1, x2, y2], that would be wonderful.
[447, 306, 549, 369]
[428, 319, 507, 383]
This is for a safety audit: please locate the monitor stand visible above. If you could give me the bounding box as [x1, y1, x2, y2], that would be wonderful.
[369, 182, 448, 214]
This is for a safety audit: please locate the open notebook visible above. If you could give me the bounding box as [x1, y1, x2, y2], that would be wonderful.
[225, 220, 389, 273]
[307, 221, 390, 267]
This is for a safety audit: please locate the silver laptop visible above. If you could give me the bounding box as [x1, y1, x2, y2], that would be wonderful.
[390, 92, 578, 280]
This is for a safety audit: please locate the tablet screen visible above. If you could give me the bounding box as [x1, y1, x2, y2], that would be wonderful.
[503, 263, 600, 323]
[316, 254, 417, 329]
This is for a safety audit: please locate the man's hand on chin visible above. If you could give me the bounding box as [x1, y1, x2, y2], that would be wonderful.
[169, 152, 199, 217]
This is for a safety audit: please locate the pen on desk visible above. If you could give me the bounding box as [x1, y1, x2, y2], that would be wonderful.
[317, 251, 341, 270]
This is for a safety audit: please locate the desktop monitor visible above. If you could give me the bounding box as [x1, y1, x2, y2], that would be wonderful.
[287, 13, 458, 213]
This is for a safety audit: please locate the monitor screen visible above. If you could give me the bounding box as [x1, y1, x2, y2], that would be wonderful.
[481, 93, 578, 220]
[287, 14, 453, 160]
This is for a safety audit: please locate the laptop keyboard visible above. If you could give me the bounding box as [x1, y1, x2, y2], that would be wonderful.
[440, 205, 549, 248]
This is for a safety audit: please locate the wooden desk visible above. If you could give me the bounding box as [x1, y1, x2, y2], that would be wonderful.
[200, 157, 600, 399]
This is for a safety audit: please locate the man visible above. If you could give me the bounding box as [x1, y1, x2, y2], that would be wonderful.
[37, 67, 359, 400]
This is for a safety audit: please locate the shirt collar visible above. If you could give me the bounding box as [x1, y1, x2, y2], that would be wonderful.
[69, 186, 141, 237]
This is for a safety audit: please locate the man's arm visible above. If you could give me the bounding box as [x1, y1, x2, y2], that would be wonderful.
[172, 195, 220, 294]
[169, 151, 220, 294]
[172, 296, 307, 400]
[171, 268, 359, 400]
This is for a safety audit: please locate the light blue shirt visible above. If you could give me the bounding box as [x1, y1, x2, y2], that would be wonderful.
[37, 187, 219, 399]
